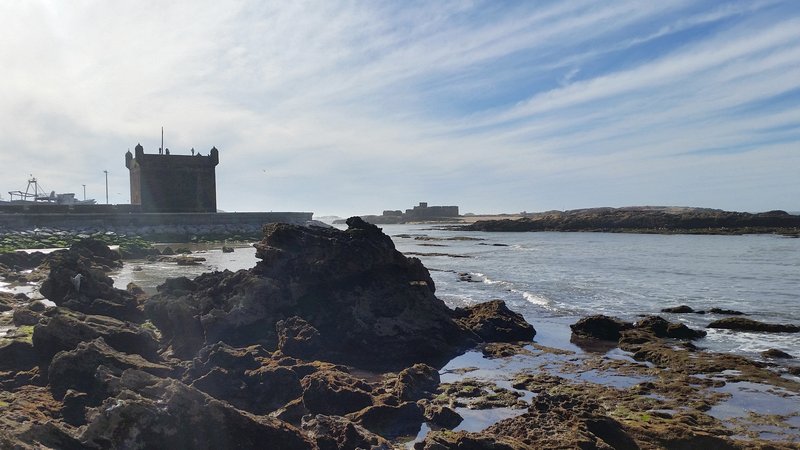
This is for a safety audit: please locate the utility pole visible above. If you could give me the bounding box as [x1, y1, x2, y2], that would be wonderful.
[82, 184, 86, 201]
[103, 170, 109, 204]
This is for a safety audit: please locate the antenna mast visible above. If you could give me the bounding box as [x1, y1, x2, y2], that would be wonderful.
[161, 126, 164, 155]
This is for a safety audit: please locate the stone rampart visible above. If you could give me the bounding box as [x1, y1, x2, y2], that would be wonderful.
[0, 212, 313, 235]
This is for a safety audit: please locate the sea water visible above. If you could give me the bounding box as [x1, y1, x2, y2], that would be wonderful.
[382, 224, 800, 360]
[111, 224, 800, 360]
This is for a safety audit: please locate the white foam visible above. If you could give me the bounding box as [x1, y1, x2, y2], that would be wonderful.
[521, 291, 551, 307]
[480, 274, 514, 289]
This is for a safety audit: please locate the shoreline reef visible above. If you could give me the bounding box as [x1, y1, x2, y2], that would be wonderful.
[460, 207, 800, 236]
[1, 218, 799, 448]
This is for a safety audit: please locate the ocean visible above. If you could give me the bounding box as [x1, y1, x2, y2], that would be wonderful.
[112, 223, 800, 361]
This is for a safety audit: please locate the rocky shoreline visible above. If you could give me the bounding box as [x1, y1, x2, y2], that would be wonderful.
[462, 207, 800, 236]
[2, 218, 799, 448]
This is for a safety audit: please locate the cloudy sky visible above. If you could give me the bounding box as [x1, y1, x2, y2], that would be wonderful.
[2, 1, 799, 216]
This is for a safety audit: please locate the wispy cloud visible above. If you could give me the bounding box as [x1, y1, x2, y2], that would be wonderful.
[1, 1, 798, 215]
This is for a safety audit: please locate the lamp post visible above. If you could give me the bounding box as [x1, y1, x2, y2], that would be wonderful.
[103, 170, 108, 204]
[82, 184, 86, 201]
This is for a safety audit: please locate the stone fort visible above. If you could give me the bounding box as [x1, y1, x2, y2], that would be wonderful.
[125, 144, 219, 213]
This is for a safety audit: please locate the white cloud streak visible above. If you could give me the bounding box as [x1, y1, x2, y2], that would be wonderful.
[0, 1, 798, 215]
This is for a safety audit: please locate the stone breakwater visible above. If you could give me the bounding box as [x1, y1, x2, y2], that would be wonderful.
[0, 212, 320, 253]
[1, 218, 799, 448]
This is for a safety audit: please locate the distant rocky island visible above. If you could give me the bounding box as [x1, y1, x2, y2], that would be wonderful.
[462, 206, 800, 236]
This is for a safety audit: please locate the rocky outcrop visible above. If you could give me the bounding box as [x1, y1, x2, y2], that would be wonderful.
[489, 392, 638, 449]
[0, 384, 78, 448]
[145, 218, 533, 369]
[80, 370, 313, 450]
[421, 403, 463, 429]
[395, 363, 440, 402]
[39, 241, 141, 322]
[661, 305, 747, 316]
[570, 315, 633, 341]
[463, 207, 800, 234]
[707, 317, 799, 333]
[635, 316, 707, 340]
[661, 305, 700, 313]
[415, 430, 521, 449]
[47, 338, 171, 400]
[277, 316, 324, 360]
[184, 342, 302, 415]
[709, 307, 745, 315]
[32, 307, 159, 361]
[349, 402, 425, 440]
[762, 349, 793, 359]
[0, 223, 549, 448]
[453, 299, 536, 342]
[0, 339, 39, 374]
[302, 414, 391, 450]
[0, 251, 49, 272]
[301, 369, 375, 416]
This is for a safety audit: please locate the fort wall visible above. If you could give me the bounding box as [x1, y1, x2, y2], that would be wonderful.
[0, 211, 313, 232]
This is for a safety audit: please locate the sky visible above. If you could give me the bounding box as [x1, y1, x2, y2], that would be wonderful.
[1, 1, 799, 217]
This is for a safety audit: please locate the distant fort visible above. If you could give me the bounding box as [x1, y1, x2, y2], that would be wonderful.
[383, 202, 459, 220]
[339, 202, 460, 225]
[0, 143, 312, 234]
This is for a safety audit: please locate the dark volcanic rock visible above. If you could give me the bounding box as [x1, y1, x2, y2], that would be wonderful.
[453, 299, 536, 342]
[487, 393, 637, 450]
[185, 342, 302, 415]
[301, 369, 374, 416]
[761, 348, 793, 359]
[707, 317, 800, 333]
[39, 242, 141, 322]
[80, 370, 312, 450]
[570, 315, 633, 341]
[71, 238, 123, 269]
[3, 421, 85, 450]
[395, 363, 440, 402]
[144, 276, 206, 357]
[0, 292, 14, 312]
[708, 307, 745, 316]
[635, 316, 707, 340]
[0, 339, 40, 373]
[0, 251, 50, 273]
[349, 402, 425, 440]
[61, 390, 91, 426]
[301, 414, 391, 450]
[277, 316, 324, 360]
[661, 305, 701, 314]
[47, 338, 171, 399]
[422, 404, 463, 429]
[32, 307, 159, 361]
[187, 341, 266, 374]
[12, 306, 42, 326]
[414, 430, 520, 449]
[144, 218, 494, 369]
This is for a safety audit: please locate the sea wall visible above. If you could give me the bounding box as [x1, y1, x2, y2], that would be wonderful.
[0, 212, 313, 238]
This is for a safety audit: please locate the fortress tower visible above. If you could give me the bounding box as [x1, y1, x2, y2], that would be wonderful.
[125, 144, 219, 213]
